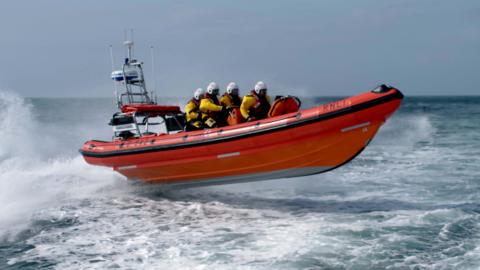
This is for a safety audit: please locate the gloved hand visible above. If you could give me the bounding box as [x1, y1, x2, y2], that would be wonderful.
[220, 106, 229, 115]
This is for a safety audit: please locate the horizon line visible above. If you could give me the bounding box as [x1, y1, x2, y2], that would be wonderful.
[25, 94, 480, 99]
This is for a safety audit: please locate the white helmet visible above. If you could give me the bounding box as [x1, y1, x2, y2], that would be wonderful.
[194, 88, 204, 100]
[206, 82, 219, 95]
[226, 82, 239, 95]
[254, 81, 267, 94]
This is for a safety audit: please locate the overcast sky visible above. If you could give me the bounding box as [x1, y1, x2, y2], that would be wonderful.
[0, 0, 479, 97]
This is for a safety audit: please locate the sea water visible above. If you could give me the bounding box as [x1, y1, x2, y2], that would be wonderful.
[0, 90, 479, 269]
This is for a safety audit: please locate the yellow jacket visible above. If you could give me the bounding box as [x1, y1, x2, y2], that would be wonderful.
[200, 97, 223, 119]
[240, 94, 271, 120]
[184, 99, 201, 122]
[220, 93, 242, 108]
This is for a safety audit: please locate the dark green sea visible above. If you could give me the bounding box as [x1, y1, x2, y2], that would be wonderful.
[1, 91, 479, 269]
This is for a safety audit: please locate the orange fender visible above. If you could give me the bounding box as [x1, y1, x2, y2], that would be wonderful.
[268, 96, 301, 117]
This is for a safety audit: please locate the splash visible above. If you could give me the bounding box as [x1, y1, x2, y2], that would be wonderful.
[0, 91, 38, 160]
[373, 114, 436, 148]
[0, 90, 123, 238]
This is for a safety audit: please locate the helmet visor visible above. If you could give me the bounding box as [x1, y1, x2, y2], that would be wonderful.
[230, 88, 239, 95]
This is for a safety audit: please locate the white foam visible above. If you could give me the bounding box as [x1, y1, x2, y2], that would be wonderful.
[0, 90, 124, 238]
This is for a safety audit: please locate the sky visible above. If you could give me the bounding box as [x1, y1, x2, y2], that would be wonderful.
[0, 0, 479, 97]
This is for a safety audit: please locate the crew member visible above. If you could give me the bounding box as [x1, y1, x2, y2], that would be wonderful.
[220, 82, 242, 108]
[200, 82, 226, 128]
[184, 88, 205, 131]
[240, 81, 271, 121]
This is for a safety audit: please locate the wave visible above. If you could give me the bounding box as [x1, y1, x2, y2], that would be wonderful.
[0, 90, 123, 238]
[371, 113, 436, 148]
[0, 91, 38, 160]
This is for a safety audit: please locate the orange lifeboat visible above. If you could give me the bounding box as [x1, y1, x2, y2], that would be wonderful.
[80, 85, 403, 187]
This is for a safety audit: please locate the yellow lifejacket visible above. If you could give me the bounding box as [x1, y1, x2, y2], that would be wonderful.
[220, 93, 242, 108]
[184, 98, 201, 122]
[240, 91, 271, 120]
[200, 95, 223, 127]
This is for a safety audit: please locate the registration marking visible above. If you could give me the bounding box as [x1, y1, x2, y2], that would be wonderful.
[341, 122, 370, 132]
[217, 152, 240, 159]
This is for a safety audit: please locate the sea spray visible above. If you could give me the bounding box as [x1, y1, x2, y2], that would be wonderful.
[0, 91, 37, 160]
[0, 91, 122, 239]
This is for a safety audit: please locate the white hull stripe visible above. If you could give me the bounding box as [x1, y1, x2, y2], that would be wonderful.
[341, 121, 370, 132]
[117, 165, 137, 170]
[217, 152, 240, 159]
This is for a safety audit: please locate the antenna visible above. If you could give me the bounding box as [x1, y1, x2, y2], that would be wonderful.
[150, 45, 156, 95]
[124, 40, 134, 60]
[109, 45, 118, 96]
[123, 29, 135, 60]
[123, 29, 128, 58]
[130, 29, 134, 58]
[109, 45, 115, 70]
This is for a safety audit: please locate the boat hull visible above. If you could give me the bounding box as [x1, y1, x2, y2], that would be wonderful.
[80, 89, 403, 186]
